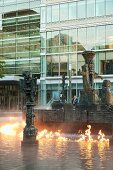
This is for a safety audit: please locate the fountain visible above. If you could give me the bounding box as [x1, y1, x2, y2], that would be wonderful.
[1, 56, 113, 170]
[31, 50, 113, 136]
[21, 71, 38, 145]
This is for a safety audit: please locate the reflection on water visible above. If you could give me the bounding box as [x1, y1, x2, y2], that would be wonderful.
[0, 118, 113, 170]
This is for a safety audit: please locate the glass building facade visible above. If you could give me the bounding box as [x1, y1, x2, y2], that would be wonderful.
[0, 0, 40, 110]
[1, 0, 113, 108]
[40, 0, 113, 105]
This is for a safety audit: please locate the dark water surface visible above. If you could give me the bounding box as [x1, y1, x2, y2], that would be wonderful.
[0, 117, 113, 170]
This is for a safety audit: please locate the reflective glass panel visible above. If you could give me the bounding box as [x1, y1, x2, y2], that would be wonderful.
[47, 32, 51, 46]
[106, 25, 113, 49]
[41, 6, 46, 23]
[60, 54, 67, 75]
[77, 0, 86, 19]
[52, 5, 59, 22]
[69, 29, 77, 52]
[51, 31, 59, 53]
[86, 27, 95, 50]
[60, 3, 68, 21]
[46, 32, 51, 53]
[77, 53, 85, 74]
[70, 54, 77, 76]
[96, 0, 105, 16]
[47, 55, 59, 76]
[105, 51, 113, 74]
[60, 30, 69, 52]
[69, 2, 76, 20]
[47, 6, 52, 23]
[106, 0, 113, 15]
[96, 26, 105, 49]
[41, 32, 46, 48]
[87, 0, 95, 17]
[98, 52, 105, 74]
[77, 28, 86, 51]
[52, 31, 59, 46]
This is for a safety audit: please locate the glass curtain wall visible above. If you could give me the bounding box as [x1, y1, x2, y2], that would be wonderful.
[0, 0, 40, 110]
[40, 0, 113, 104]
[0, 0, 40, 76]
[46, 0, 113, 24]
[41, 0, 113, 79]
[44, 24, 113, 77]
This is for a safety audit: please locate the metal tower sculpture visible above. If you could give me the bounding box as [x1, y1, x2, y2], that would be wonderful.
[21, 71, 38, 145]
[79, 50, 100, 107]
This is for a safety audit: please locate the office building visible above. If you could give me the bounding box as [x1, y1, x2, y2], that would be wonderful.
[0, 0, 40, 110]
[1, 0, 113, 109]
[40, 0, 113, 106]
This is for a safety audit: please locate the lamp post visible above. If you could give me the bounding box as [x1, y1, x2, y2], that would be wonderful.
[21, 71, 38, 146]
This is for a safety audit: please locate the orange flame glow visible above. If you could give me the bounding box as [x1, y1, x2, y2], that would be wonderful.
[98, 130, 109, 142]
[0, 121, 110, 144]
[78, 125, 109, 143]
[36, 129, 68, 141]
[78, 125, 93, 141]
[0, 120, 25, 137]
[0, 123, 19, 136]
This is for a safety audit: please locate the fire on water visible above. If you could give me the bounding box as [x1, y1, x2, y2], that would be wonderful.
[0, 121, 68, 141]
[77, 124, 109, 143]
[36, 129, 68, 141]
[0, 121, 25, 136]
[0, 120, 110, 143]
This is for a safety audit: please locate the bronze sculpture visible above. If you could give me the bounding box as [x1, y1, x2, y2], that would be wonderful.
[101, 80, 113, 106]
[21, 71, 38, 145]
[79, 51, 100, 106]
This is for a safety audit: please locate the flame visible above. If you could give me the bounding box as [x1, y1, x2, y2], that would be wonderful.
[0, 123, 19, 136]
[78, 125, 109, 143]
[36, 129, 68, 141]
[78, 125, 93, 141]
[85, 125, 92, 141]
[98, 130, 109, 142]
[0, 121, 109, 144]
[0, 122, 67, 141]
[0, 121, 25, 137]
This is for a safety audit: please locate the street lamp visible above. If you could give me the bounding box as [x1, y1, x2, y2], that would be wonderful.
[21, 71, 38, 146]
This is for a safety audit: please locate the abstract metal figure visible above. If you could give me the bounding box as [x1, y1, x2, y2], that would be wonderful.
[21, 71, 38, 145]
[82, 50, 95, 90]
[101, 80, 113, 107]
[80, 51, 100, 106]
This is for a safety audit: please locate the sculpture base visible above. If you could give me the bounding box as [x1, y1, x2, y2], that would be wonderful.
[79, 89, 99, 106]
[21, 140, 38, 146]
[21, 136, 38, 146]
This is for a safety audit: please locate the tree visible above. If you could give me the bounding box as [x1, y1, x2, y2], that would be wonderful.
[0, 60, 5, 78]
